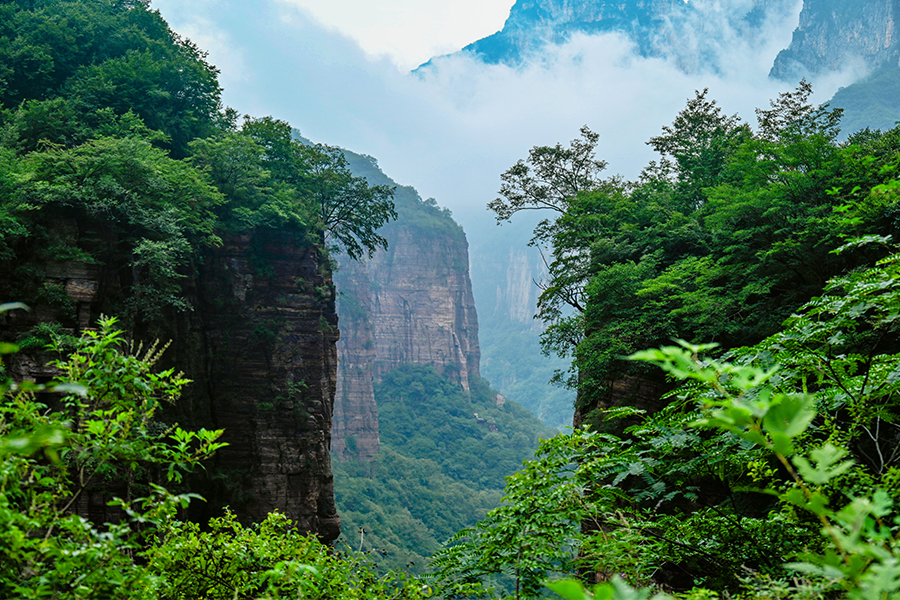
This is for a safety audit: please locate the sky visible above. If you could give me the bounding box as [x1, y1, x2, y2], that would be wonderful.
[274, 0, 513, 71]
[149, 0, 864, 240]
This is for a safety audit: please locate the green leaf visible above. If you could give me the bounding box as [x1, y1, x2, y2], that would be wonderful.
[547, 578, 594, 600]
[793, 444, 855, 485]
[0, 302, 30, 313]
[763, 394, 815, 440]
[52, 382, 89, 397]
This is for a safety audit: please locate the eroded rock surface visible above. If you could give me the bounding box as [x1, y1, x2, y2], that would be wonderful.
[333, 211, 480, 461]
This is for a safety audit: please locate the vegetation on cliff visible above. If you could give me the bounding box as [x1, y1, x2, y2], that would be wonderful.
[0, 315, 430, 598]
[0, 1, 417, 597]
[333, 365, 555, 574]
[0, 0, 395, 333]
[431, 83, 900, 598]
[10, 0, 900, 599]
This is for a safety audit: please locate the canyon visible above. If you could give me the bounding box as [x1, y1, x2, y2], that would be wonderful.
[332, 152, 481, 461]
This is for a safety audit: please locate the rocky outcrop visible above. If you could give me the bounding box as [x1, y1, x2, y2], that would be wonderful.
[1, 228, 341, 543]
[771, 0, 900, 81]
[332, 174, 481, 461]
[361, 226, 480, 388]
[420, 0, 796, 72]
[192, 233, 340, 542]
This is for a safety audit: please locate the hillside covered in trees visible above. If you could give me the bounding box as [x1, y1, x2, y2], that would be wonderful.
[428, 84, 900, 598]
[5, 0, 900, 599]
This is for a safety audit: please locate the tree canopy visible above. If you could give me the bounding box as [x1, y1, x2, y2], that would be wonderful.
[0, 0, 396, 332]
[441, 84, 900, 599]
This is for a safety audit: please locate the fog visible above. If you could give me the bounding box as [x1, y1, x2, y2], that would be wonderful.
[151, 0, 863, 236]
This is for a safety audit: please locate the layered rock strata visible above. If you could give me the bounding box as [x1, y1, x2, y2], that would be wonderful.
[2, 229, 341, 543]
[195, 233, 340, 541]
[333, 197, 481, 461]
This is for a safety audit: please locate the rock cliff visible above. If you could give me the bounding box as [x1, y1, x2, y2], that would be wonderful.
[1, 227, 341, 542]
[332, 154, 481, 461]
[421, 0, 797, 73]
[771, 0, 900, 81]
[191, 233, 340, 541]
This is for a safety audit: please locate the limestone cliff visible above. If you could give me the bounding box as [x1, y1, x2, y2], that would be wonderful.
[771, 0, 900, 81]
[332, 153, 481, 461]
[1, 227, 341, 542]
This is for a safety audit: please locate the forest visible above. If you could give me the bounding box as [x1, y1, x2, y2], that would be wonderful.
[3, 0, 900, 599]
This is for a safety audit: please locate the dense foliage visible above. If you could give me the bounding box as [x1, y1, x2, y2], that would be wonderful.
[489, 83, 900, 430]
[333, 365, 555, 574]
[8, 1, 900, 599]
[443, 83, 900, 599]
[0, 0, 395, 333]
[0, 315, 430, 598]
[440, 241, 900, 599]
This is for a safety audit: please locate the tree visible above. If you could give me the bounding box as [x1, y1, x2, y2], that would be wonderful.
[239, 117, 397, 260]
[435, 238, 900, 600]
[647, 88, 748, 210]
[8, 136, 224, 326]
[488, 125, 607, 246]
[0, 314, 433, 599]
[297, 142, 396, 260]
[0, 315, 226, 599]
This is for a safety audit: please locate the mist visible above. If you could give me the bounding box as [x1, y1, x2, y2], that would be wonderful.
[151, 0, 862, 236]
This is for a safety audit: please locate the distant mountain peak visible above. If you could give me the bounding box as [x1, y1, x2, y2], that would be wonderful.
[418, 0, 797, 73]
[770, 0, 900, 81]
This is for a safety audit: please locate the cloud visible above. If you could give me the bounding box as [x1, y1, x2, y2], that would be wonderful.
[273, 0, 513, 71]
[152, 0, 862, 237]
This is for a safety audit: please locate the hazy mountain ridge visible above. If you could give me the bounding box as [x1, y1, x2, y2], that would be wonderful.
[770, 0, 900, 135]
[421, 0, 799, 74]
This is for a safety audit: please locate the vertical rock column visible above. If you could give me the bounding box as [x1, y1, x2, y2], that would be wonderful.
[198, 233, 340, 542]
[333, 221, 481, 462]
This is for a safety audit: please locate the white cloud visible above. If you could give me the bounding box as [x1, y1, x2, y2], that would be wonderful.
[274, 0, 513, 70]
[151, 0, 862, 238]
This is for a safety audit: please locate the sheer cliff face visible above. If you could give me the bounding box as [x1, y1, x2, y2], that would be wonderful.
[194, 234, 340, 542]
[444, 0, 795, 71]
[771, 0, 900, 80]
[3, 228, 341, 543]
[332, 257, 380, 462]
[333, 220, 481, 461]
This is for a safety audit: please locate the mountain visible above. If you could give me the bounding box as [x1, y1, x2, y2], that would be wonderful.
[768, 0, 900, 135]
[419, 0, 798, 73]
[770, 0, 900, 81]
[467, 216, 576, 429]
[328, 152, 556, 570]
[332, 149, 480, 461]
[830, 63, 900, 134]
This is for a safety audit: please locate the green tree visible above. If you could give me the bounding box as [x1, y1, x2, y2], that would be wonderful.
[297, 141, 396, 259]
[0, 315, 225, 599]
[488, 125, 607, 245]
[646, 88, 748, 211]
[6, 136, 224, 326]
[239, 116, 397, 259]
